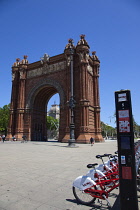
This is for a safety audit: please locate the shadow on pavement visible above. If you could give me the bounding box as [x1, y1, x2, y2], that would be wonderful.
[66, 192, 120, 209]
[66, 198, 112, 209]
[111, 194, 120, 210]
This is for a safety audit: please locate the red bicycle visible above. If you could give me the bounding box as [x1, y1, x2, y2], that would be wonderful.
[73, 153, 119, 207]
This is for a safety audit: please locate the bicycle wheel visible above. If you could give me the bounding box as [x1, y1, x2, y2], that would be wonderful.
[73, 186, 96, 205]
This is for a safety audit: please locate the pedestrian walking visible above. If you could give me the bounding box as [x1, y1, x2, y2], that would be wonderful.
[21, 135, 27, 143]
[12, 136, 16, 141]
[22, 135, 25, 143]
[90, 137, 94, 146]
[2, 135, 5, 143]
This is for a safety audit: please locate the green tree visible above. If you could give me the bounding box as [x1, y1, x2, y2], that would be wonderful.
[0, 104, 10, 135]
[101, 121, 116, 139]
[133, 118, 140, 138]
[47, 116, 59, 130]
[46, 116, 59, 138]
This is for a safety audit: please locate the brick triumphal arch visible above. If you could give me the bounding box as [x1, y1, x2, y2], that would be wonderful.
[7, 35, 104, 143]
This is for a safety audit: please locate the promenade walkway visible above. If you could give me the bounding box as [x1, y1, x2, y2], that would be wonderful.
[0, 140, 139, 210]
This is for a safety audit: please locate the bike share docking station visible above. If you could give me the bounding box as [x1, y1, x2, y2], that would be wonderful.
[115, 90, 139, 210]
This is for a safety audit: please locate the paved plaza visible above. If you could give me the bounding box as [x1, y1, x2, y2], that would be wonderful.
[0, 140, 139, 210]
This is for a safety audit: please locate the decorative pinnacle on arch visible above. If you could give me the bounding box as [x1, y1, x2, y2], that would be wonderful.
[92, 51, 100, 62]
[40, 53, 50, 64]
[65, 38, 75, 49]
[80, 34, 85, 39]
[68, 38, 74, 45]
[20, 55, 29, 65]
[12, 58, 20, 67]
[77, 34, 89, 48]
[92, 51, 96, 55]
[23, 55, 28, 59]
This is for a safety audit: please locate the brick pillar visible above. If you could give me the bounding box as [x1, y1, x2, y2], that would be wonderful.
[7, 56, 30, 141]
[15, 66, 27, 140]
[61, 43, 73, 142]
[7, 59, 20, 140]
[75, 35, 91, 143]
[92, 52, 104, 142]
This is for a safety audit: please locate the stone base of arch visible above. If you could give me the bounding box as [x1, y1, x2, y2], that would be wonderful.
[94, 134, 104, 142]
[5, 133, 12, 141]
[76, 134, 91, 144]
[6, 132, 30, 141]
[61, 133, 70, 143]
[61, 133, 104, 144]
[76, 133, 104, 143]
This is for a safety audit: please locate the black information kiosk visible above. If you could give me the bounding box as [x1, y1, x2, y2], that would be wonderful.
[115, 90, 138, 210]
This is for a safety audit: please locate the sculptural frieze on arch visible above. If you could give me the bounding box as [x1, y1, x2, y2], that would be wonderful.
[27, 61, 66, 79]
[7, 35, 104, 143]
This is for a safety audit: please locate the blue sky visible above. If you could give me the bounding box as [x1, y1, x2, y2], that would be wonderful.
[0, 0, 140, 127]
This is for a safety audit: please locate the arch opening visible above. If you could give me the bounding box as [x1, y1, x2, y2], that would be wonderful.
[31, 86, 60, 141]
[47, 93, 60, 140]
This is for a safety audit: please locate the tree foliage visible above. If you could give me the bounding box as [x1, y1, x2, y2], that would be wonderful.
[46, 116, 59, 130]
[101, 121, 116, 138]
[133, 118, 140, 137]
[0, 104, 10, 134]
[46, 116, 59, 138]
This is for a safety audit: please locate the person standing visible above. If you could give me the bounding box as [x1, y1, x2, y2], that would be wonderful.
[90, 137, 94, 146]
[2, 135, 5, 143]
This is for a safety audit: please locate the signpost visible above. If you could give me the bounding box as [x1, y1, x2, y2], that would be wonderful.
[115, 90, 138, 210]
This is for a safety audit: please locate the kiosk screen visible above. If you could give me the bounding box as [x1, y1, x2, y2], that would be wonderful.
[120, 136, 131, 150]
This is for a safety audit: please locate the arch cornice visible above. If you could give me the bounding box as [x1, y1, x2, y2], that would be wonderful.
[26, 78, 65, 109]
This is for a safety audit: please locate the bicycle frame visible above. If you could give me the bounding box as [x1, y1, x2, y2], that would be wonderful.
[73, 144, 140, 207]
[73, 152, 119, 206]
[73, 168, 119, 199]
[84, 177, 119, 200]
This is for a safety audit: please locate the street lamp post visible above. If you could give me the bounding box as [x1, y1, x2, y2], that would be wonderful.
[68, 41, 77, 147]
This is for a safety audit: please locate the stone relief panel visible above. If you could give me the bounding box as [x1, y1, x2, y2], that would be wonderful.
[87, 64, 93, 75]
[66, 56, 71, 66]
[80, 126, 89, 132]
[27, 61, 66, 79]
[12, 73, 15, 81]
[20, 70, 24, 79]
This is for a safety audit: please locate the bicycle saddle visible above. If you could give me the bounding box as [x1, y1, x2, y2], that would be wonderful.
[87, 163, 98, 168]
[96, 155, 105, 159]
[104, 153, 112, 157]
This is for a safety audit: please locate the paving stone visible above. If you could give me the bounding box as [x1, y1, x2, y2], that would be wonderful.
[0, 140, 139, 209]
